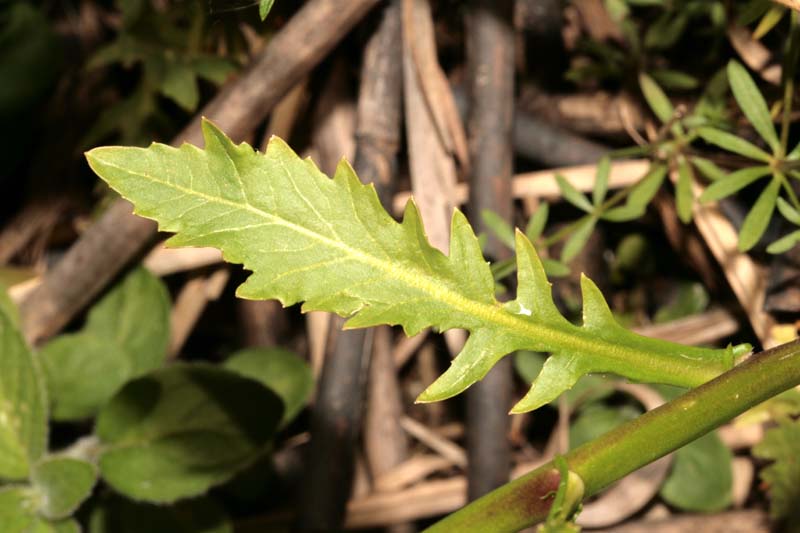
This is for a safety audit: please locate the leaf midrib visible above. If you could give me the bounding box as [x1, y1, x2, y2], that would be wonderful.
[100, 158, 711, 379]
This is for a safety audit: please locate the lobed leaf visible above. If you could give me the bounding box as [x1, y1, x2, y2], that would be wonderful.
[86, 121, 739, 413]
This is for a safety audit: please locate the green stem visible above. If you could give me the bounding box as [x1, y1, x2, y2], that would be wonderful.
[778, 171, 800, 212]
[424, 339, 800, 532]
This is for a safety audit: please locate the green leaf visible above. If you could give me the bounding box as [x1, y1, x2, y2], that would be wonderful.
[644, 13, 688, 50]
[697, 127, 772, 162]
[480, 209, 516, 249]
[525, 202, 549, 242]
[660, 432, 732, 512]
[698, 166, 771, 202]
[0, 308, 48, 481]
[639, 72, 674, 124]
[161, 63, 199, 112]
[542, 258, 571, 278]
[86, 120, 737, 413]
[31, 456, 97, 520]
[593, 157, 610, 207]
[41, 267, 170, 421]
[223, 347, 313, 426]
[675, 157, 694, 223]
[52, 519, 81, 533]
[738, 176, 781, 251]
[560, 216, 597, 263]
[0, 487, 54, 533]
[753, 418, 800, 522]
[555, 174, 593, 212]
[653, 282, 708, 324]
[95, 364, 283, 503]
[767, 230, 800, 254]
[569, 402, 641, 449]
[690, 157, 727, 182]
[603, 163, 667, 222]
[727, 60, 780, 153]
[259, 0, 275, 20]
[753, 5, 786, 39]
[649, 69, 698, 91]
[89, 495, 232, 533]
[776, 197, 800, 225]
[0, 284, 20, 329]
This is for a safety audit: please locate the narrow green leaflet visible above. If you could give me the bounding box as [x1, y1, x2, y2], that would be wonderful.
[95, 364, 283, 503]
[639, 72, 674, 124]
[768, 230, 800, 254]
[739, 176, 781, 251]
[86, 121, 738, 413]
[555, 174, 593, 213]
[89, 495, 232, 533]
[592, 157, 610, 207]
[753, 418, 800, 522]
[259, 0, 275, 20]
[697, 127, 772, 162]
[727, 60, 780, 153]
[0, 308, 48, 480]
[525, 202, 549, 242]
[698, 166, 772, 203]
[777, 197, 800, 225]
[31, 456, 97, 520]
[224, 347, 313, 426]
[560, 216, 597, 263]
[41, 267, 170, 420]
[660, 432, 733, 512]
[602, 164, 667, 222]
[480, 209, 516, 249]
[691, 157, 726, 182]
[675, 157, 694, 223]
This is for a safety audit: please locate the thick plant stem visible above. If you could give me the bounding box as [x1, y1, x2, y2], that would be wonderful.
[425, 339, 800, 532]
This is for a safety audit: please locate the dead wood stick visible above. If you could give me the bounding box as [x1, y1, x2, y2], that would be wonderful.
[19, 0, 379, 345]
[464, 0, 514, 500]
[297, 3, 403, 530]
[365, 327, 411, 489]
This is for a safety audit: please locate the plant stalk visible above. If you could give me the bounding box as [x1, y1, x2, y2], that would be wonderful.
[425, 338, 800, 532]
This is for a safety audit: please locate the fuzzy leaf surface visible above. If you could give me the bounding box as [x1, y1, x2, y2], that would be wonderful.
[95, 364, 282, 503]
[753, 418, 800, 522]
[0, 308, 48, 480]
[31, 456, 97, 520]
[40, 267, 171, 421]
[87, 120, 738, 412]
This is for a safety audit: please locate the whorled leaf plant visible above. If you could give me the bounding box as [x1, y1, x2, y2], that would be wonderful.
[85, 119, 749, 413]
